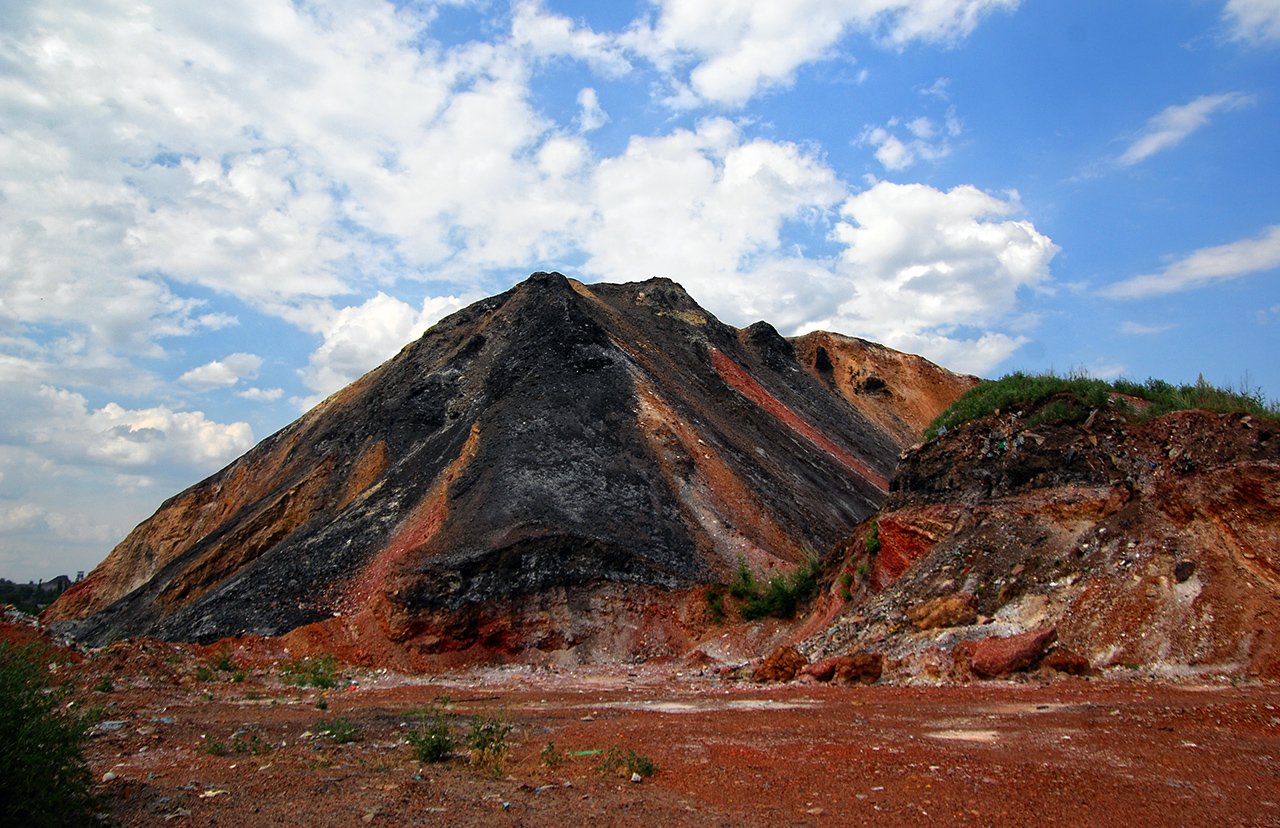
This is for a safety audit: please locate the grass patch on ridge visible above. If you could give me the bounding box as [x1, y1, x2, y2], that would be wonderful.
[924, 371, 1278, 440]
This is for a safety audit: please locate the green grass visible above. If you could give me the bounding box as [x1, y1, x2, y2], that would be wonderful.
[279, 654, 338, 689]
[924, 371, 1279, 440]
[598, 745, 657, 778]
[317, 717, 359, 744]
[0, 642, 101, 827]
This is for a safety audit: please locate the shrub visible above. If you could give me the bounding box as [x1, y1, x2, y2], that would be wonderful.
[212, 645, 236, 673]
[540, 741, 565, 769]
[704, 588, 725, 624]
[407, 710, 455, 763]
[598, 745, 656, 778]
[92, 675, 114, 694]
[466, 713, 512, 774]
[0, 642, 100, 827]
[864, 522, 880, 556]
[735, 550, 823, 621]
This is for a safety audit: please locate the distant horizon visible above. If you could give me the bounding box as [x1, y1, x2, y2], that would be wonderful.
[2, 0, 1278, 581]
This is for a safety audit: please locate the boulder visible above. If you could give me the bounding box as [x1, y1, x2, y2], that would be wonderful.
[833, 653, 883, 685]
[1041, 645, 1092, 675]
[799, 656, 842, 682]
[953, 625, 1057, 679]
[753, 646, 807, 683]
[907, 592, 978, 630]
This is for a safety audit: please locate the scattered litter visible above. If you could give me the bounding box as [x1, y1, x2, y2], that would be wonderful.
[198, 789, 229, 799]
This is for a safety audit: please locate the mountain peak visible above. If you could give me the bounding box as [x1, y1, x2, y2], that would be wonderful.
[47, 274, 974, 666]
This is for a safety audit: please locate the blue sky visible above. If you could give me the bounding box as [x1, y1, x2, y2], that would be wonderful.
[2, 0, 1278, 581]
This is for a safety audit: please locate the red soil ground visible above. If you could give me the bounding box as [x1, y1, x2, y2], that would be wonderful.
[21, 629, 1275, 828]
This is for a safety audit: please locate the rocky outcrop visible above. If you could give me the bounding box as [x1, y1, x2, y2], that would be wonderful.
[46, 273, 969, 665]
[805, 396, 1280, 680]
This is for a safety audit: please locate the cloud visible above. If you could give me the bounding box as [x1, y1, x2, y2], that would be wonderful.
[179, 353, 263, 389]
[861, 109, 960, 170]
[581, 118, 846, 329]
[1117, 92, 1256, 166]
[810, 181, 1057, 373]
[623, 0, 1020, 106]
[1120, 321, 1174, 335]
[1104, 225, 1280, 299]
[235, 386, 284, 402]
[1223, 0, 1280, 44]
[577, 88, 610, 132]
[297, 292, 467, 406]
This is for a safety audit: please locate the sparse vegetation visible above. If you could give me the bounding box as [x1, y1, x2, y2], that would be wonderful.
[864, 522, 880, 556]
[540, 741, 566, 768]
[407, 709, 455, 763]
[317, 717, 359, 744]
[92, 675, 114, 694]
[0, 642, 100, 827]
[280, 654, 338, 689]
[728, 550, 824, 621]
[465, 713, 513, 774]
[598, 745, 656, 778]
[704, 587, 726, 624]
[925, 371, 1279, 440]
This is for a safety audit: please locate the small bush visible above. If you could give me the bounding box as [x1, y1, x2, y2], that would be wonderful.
[864, 522, 880, 556]
[598, 745, 656, 778]
[212, 645, 236, 673]
[407, 710, 455, 763]
[540, 741, 565, 769]
[704, 588, 725, 624]
[203, 737, 228, 757]
[92, 675, 114, 694]
[0, 642, 100, 827]
[735, 550, 823, 621]
[194, 665, 214, 682]
[466, 713, 512, 774]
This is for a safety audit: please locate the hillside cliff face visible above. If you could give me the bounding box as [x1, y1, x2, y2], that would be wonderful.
[806, 396, 1280, 679]
[47, 273, 972, 663]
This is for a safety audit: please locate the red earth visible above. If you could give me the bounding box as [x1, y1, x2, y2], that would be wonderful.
[13, 626, 1276, 828]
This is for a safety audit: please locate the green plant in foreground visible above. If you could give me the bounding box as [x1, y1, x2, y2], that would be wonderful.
[407, 709, 455, 763]
[598, 745, 656, 778]
[466, 713, 513, 774]
[540, 741, 566, 769]
[0, 642, 100, 828]
[318, 717, 359, 744]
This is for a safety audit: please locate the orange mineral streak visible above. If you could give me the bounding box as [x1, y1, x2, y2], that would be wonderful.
[342, 421, 482, 611]
[708, 346, 890, 493]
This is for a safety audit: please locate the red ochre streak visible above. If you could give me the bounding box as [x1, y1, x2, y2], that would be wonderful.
[709, 346, 890, 493]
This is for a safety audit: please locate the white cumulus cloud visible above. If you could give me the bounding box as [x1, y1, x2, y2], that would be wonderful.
[809, 181, 1057, 373]
[581, 118, 846, 329]
[297, 292, 468, 406]
[179, 353, 263, 389]
[623, 0, 1021, 107]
